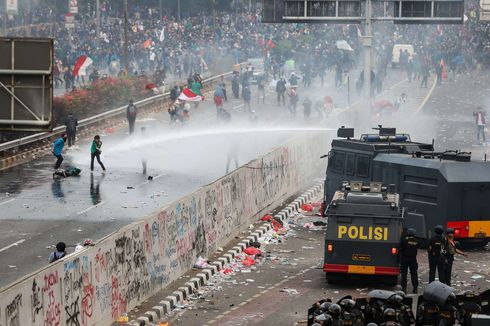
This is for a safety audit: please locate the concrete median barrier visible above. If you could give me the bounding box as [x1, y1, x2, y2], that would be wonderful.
[0, 132, 328, 325]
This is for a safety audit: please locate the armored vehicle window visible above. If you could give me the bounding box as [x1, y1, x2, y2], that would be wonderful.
[331, 151, 346, 173]
[346, 154, 355, 175]
[356, 155, 370, 177]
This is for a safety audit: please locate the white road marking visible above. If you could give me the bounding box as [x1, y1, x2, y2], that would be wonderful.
[0, 198, 15, 206]
[77, 201, 106, 215]
[0, 239, 26, 253]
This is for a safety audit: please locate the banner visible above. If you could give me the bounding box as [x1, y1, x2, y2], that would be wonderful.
[69, 0, 78, 14]
[65, 13, 75, 29]
[6, 0, 18, 14]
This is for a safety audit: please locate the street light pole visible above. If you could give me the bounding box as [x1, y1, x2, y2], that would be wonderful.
[159, 0, 162, 20]
[96, 0, 100, 51]
[177, 0, 181, 21]
[362, 0, 373, 104]
[124, 0, 129, 76]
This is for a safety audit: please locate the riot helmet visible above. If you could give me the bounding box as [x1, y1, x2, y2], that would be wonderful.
[340, 298, 356, 311]
[407, 228, 416, 236]
[382, 308, 397, 321]
[328, 304, 342, 317]
[434, 225, 444, 235]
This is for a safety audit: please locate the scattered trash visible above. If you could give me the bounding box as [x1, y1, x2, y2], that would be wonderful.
[301, 204, 313, 212]
[147, 176, 153, 181]
[246, 279, 255, 283]
[471, 274, 484, 279]
[8, 265, 16, 268]
[302, 246, 314, 250]
[303, 222, 314, 229]
[194, 256, 209, 269]
[126, 186, 134, 189]
[280, 288, 299, 295]
[260, 214, 273, 221]
[243, 247, 262, 256]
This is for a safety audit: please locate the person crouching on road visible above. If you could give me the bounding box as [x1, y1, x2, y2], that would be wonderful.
[90, 135, 106, 172]
[48, 241, 66, 263]
[400, 228, 420, 293]
[442, 228, 466, 286]
[52, 133, 67, 169]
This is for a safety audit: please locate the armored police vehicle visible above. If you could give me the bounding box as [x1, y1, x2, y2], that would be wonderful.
[324, 181, 403, 284]
[322, 127, 490, 246]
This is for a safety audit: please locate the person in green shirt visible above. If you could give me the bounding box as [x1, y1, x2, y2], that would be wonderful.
[90, 135, 106, 172]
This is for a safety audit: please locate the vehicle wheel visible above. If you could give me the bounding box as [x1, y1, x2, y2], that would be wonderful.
[460, 239, 489, 249]
[326, 272, 340, 284]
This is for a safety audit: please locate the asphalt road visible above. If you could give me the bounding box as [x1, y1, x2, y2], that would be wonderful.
[2, 66, 402, 289]
[133, 201, 489, 326]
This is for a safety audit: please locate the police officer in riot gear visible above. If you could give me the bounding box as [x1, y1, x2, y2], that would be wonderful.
[380, 308, 401, 326]
[400, 228, 420, 293]
[428, 225, 446, 283]
[458, 290, 482, 326]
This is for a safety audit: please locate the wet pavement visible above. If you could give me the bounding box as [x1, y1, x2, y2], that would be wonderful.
[0, 67, 409, 288]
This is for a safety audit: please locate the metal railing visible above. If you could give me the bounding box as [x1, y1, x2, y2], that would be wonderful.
[0, 69, 237, 153]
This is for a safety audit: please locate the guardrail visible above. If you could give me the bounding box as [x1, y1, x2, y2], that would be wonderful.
[0, 69, 237, 154]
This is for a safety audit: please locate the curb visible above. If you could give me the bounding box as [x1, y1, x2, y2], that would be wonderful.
[132, 182, 324, 325]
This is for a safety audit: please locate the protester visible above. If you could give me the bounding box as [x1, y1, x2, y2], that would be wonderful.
[276, 77, 287, 107]
[90, 135, 106, 172]
[232, 74, 240, 99]
[48, 241, 66, 263]
[473, 107, 486, 144]
[127, 99, 138, 134]
[442, 228, 466, 286]
[141, 127, 148, 174]
[51, 134, 67, 169]
[243, 85, 252, 112]
[64, 113, 78, 147]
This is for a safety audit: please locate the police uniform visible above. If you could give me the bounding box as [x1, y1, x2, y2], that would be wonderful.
[428, 227, 446, 283]
[400, 231, 419, 293]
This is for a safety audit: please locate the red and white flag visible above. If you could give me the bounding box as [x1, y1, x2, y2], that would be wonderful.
[145, 83, 160, 94]
[178, 87, 203, 102]
[73, 55, 93, 77]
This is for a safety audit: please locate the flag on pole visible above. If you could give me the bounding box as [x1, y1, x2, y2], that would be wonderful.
[159, 27, 165, 42]
[178, 87, 203, 102]
[73, 55, 93, 77]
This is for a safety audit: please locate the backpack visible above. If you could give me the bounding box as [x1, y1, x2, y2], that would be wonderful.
[52, 251, 66, 262]
[128, 104, 137, 116]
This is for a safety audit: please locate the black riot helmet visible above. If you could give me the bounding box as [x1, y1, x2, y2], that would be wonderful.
[315, 313, 333, 325]
[463, 290, 475, 299]
[382, 308, 397, 321]
[319, 301, 332, 311]
[394, 290, 406, 299]
[434, 225, 444, 235]
[340, 298, 356, 311]
[328, 304, 342, 317]
[446, 228, 455, 235]
[407, 228, 416, 236]
[388, 294, 404, 306]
